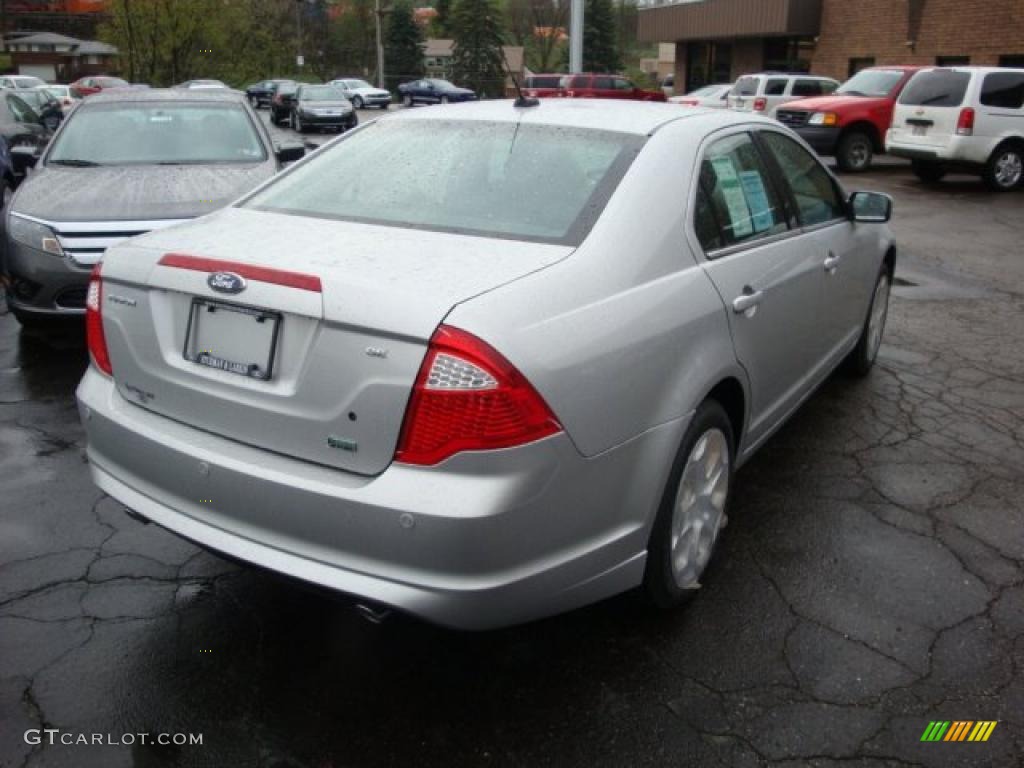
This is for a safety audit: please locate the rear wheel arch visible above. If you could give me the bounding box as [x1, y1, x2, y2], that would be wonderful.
[704, 377, 746, 454]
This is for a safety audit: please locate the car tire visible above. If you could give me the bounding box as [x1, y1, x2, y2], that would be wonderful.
[982, 143, 1024, 193]
[352, 96, 363, 109]
[379, 102, 389, 110]
[845, 265, 892, 377]
[402, 94, 413, 107]
[911, 160, 946, 184]
[836, 131, 873, 173]
[643, 399, 734, 609]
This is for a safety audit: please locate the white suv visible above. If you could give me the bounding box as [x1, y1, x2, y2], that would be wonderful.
[727, 73, 839, 117]
[887, 67, 1024, 192]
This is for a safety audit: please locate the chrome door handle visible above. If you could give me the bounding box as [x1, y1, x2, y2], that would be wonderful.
[732, 289, 764, 314]
[824, 252, 841, 273]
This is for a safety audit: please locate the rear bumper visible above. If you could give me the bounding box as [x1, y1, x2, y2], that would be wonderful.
[77, 368, 685, 629]
[297, 110, 357, 127]
[792, 125, 840, 155]
[886, 134, 991, 165]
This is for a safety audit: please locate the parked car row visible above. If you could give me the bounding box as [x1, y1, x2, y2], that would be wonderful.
[524, 73, 667, 102]
[668, 65, 1024, 189]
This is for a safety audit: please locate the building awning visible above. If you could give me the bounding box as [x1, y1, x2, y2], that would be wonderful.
[637, 0, 822, 43]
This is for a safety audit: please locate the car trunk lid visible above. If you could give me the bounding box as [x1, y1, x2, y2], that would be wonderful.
[99, 207, 573, 475]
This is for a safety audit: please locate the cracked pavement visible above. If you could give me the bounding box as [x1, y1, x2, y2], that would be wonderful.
[1, 167, 1022, 767]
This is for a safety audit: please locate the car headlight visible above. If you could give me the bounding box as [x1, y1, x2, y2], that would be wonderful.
[808, 112, 838, 126]
[8, 213, 63, 256]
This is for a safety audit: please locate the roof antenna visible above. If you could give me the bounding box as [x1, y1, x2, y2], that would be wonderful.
[501, 45, 539, 108]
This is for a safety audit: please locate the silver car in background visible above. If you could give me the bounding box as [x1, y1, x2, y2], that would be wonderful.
[77, 101, 895, 629]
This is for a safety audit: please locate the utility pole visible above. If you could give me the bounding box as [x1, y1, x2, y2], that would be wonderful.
[374, 0, 385, 89]
[569, 0, 583, 73]
[296, 0, 304, 69]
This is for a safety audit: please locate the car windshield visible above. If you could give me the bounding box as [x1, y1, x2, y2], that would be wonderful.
[428, 79, 453, 89]
[47, 102, 267, 166]
[898, 70, 971, 107]
[15, 76, 45, 88]
[96, 77, 128, 88]
[732, 77, 759, 96]
[837, 69, 905, 97]
[45, 87, 69, 98]
[301, 86, 345, 101]
[347, 79, 373, 89]
[243, 119, 643, 245]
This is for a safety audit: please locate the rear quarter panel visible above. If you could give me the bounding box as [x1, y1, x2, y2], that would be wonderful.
[446, 117, 745, 459]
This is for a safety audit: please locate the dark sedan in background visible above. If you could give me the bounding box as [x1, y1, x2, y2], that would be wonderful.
[398, 78, 476, 107]
[18, 88, 64, 132]
[290, 84, 357, 133]
[1, 89, 304, 327]
[0, 90, 50, 180]
[269, 81, 300, 125]
[247, 78, 294, 108]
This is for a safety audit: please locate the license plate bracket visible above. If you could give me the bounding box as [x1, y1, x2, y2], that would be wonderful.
[183, 298, 282, 381]
[912, 125, 927, 136]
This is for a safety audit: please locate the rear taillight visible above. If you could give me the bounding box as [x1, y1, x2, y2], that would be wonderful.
[753, 97, 767, 111]
[956, 107, 975, 136]
[85, 264, 113, 376]
[395, 325, 562, 466]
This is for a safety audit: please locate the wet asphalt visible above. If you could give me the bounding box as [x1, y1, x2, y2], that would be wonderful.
[1, 121, 1022, 767]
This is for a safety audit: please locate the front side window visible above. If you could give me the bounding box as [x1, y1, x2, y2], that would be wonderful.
[694, 132, 788, 253]
[48, 102, 267, 166]
[980, 72, 1024, 109]
[244, 119, 642, 245]
[760, 131, 844, 227]
[614, 78, 634, 91]
[899, 70, 970, 107]
[594, 77, 614, 90]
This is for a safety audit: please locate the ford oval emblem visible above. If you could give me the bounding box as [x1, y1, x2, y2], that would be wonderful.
[207, 272, 246, 294]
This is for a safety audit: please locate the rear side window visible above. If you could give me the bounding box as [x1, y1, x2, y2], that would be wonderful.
[594, 77, 614, 89]
[792, 79, 823, 97]
[733, 77, 759, 96]
[765, 79, 787, 96]
[760, 132, 844, 227]
[899, 70, 971, 107]
[695, 133, 788, 252]
[527, 76, 561, 89]
[980, 72, 1024, 109]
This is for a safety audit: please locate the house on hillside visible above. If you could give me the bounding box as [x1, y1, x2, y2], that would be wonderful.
[3, 32, 117, 82]
[423, 38, 525, 96]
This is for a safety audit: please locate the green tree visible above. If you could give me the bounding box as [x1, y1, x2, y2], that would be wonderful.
[582, 0, 620, 72]
[433, 0, 451, 36]
[450, 0, 506, 98]
[385, 1, 425, 91]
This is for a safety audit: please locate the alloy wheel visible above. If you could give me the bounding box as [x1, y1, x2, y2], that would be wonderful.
[670, 428, 730, 589]
[866, 272, 891, 363]
[994, 150, 1023, 189]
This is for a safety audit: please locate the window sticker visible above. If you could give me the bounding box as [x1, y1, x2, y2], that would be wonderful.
[738, 170, 774, 232]
[710, 155, 753, 238]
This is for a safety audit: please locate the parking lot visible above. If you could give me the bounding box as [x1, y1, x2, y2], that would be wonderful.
[1, 111, 1022, 768]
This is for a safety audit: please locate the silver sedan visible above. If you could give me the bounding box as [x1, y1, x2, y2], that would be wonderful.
[77, 100, 895, 629]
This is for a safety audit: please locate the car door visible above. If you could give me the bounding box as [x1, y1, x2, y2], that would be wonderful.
[758, 129, 874, 368]
[693, 129, 826, 446]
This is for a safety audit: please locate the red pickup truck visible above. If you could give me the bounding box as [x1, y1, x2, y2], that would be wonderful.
[546, 73, 667, 102]
[774, 65, 924, 172]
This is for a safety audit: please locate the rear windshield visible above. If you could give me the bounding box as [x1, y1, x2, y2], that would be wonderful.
[899, 70, 971, 107]
[48, 102, 267, 166]
[243, 119, 643, 245]
[301, 86, 346, 100]
[527, 76, 561, 88]
[733, 77, 759, 96]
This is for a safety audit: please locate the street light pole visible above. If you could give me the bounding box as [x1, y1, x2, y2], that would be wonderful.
[374, 0, 386, 89]
[296, 0, 304, 69]
[569, 0, 583, 73]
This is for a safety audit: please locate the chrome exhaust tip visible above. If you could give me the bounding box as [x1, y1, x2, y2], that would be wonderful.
[355, 602, 392, 624]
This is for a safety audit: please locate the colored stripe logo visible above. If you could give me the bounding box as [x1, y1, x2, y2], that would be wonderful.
[920, 721, 997, 742]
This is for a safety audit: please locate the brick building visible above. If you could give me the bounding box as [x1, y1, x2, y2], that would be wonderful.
[637, 0, 1024, 94]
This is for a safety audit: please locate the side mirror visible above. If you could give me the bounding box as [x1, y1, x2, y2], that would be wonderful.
[849, 191, 892, 223]
[275, 141, 305, 164]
